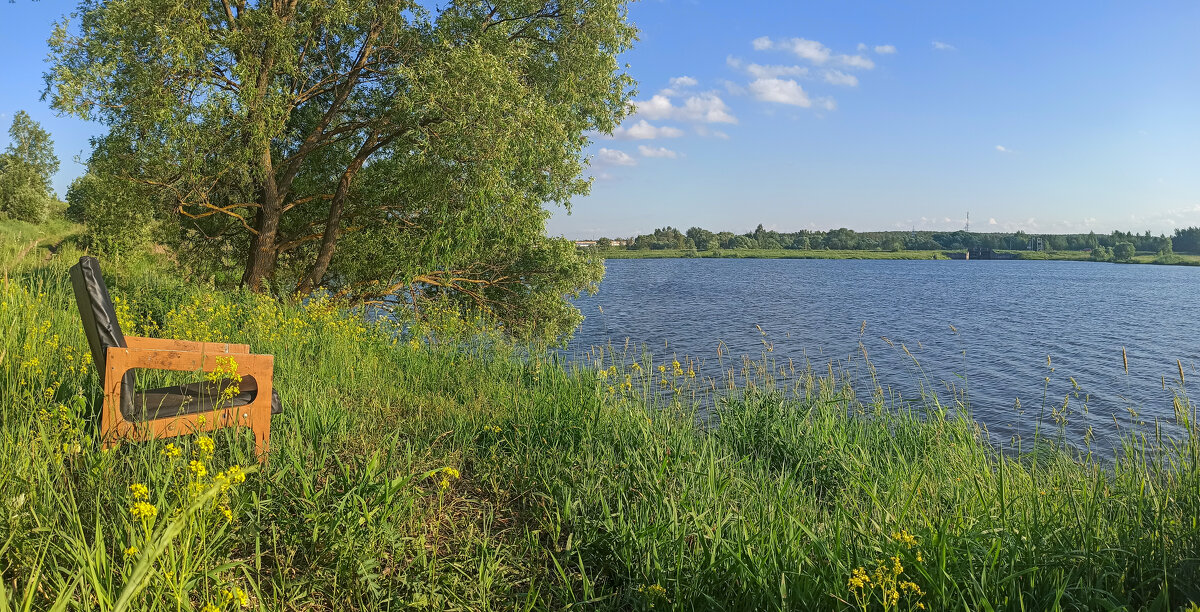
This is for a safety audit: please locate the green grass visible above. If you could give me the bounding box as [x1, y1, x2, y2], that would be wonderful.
[2, 232, 1200, 610]
[0, 217, 80, 271]
[1132, 253, 1200, 266]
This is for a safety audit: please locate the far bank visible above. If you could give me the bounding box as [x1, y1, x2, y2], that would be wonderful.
[596, 247, 1200, 265]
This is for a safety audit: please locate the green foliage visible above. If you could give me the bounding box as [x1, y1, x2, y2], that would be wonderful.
[46, 0, 635, 342]
[1159, 235, 1173, 256]
[1090, 245, 1113, 262]
[621, 226, 1194, 264]
[0, 174, 53, 223]
[1114, 242, 1136, 261]
[65, 172, 159, 254]
[2, 110, 59, 194]
[0, 111, 60, 222]
[1174, 226, 1200, 253]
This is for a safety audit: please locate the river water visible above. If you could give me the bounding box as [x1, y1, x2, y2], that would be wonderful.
[565, 258, 1200, 453]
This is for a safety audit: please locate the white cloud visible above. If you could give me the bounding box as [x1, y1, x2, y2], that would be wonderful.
[635, 92, 738, 124]
[752, 36, 830, 63]
[635, 94, 675, 119]
[749, 78, 811, 107]
[838, 54, 875, 69]
[638, 145, 679, 159]
[660, 75, 700, 97]
[596, 148, 637, 166]
[874, 44, 896, 54]
[932, 41, 956, 51]
[680, 93, 738, 123]
[823, 70, 858, 87]
[857, 43, 868, 52]
[989, 218, 998, 225]
[728, 56, 809, 79]
[995, 145, 1011, 153]
[713, 130, 730, 139]
[782, 37, 833, 64]
[669, 76, 698, 89]
[747, 63, 809, 79]
[722, 80, 747, 95]
[611, 119, 685, 140]
[752, 36, 874, 69]
[817, 97, 837, 111]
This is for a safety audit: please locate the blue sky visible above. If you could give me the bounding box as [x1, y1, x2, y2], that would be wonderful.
[3, 1, 1198, 239]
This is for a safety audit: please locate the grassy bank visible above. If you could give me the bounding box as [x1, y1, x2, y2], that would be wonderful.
[599, 247, 1200, 265]
[2, 233, 1199, 610]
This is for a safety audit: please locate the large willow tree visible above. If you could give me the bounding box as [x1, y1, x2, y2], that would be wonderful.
[46, 0, 634, 339]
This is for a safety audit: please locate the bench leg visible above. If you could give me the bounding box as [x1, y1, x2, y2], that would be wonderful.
[249, 404, 272, 463]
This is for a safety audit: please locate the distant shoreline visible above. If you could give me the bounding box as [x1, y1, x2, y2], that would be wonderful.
[597, 248, 1200, 265]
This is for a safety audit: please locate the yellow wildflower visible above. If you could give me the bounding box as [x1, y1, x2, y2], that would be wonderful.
[162, 443, 182, 458]
[226, 465, 246, 484]
[847, 566, 870, 590]
[130, 501, 157, 521]
[129, 483, 149, 501]
[124, 545, 139, 558]
[189, 460, 207, 478]
[195, 435, 215, 460]
[229, 587, 250, 608]
[892, 529, 918, 548]
[443, 467, 460, 479]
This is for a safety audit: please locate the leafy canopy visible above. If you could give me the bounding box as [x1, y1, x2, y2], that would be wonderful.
[46, 0, 636, 341]
[0, 110, 60, 223]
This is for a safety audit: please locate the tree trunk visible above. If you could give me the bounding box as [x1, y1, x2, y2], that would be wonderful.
[293, 159, 359, 294]
[242, 149, 282, 291]
[241, 208, 280, 291]
[294, 132, 383, 295]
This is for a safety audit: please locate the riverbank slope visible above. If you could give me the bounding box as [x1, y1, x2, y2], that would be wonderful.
[2, 221, 1198, 610]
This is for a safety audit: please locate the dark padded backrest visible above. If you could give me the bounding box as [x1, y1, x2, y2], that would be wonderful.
[70, 256, 135, 415]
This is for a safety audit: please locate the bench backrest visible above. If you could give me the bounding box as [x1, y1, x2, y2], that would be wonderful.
[69, 256, 134, 415]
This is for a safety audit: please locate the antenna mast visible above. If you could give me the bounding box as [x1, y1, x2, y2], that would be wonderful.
[965, 211, 970, 232]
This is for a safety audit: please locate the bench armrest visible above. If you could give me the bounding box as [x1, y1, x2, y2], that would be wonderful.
[124, 336, 250, 354]
[106, 346, 272, 379]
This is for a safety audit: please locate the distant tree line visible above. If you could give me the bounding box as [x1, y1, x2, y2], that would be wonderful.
[589, 224, 1198, 258]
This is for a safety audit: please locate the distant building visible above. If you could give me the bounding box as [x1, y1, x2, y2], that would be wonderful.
[1027, 236, 1045, 252]
[574, 239, 628, 248]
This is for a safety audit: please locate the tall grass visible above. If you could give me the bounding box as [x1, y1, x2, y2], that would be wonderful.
[1, 241, 1198, 610]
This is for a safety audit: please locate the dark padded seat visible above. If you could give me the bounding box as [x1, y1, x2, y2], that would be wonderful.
[133, 376, 282, 420]
[69, 256, 282, 421]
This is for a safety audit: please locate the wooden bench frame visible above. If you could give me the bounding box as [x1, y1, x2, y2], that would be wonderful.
[102, 336, 275, 461]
